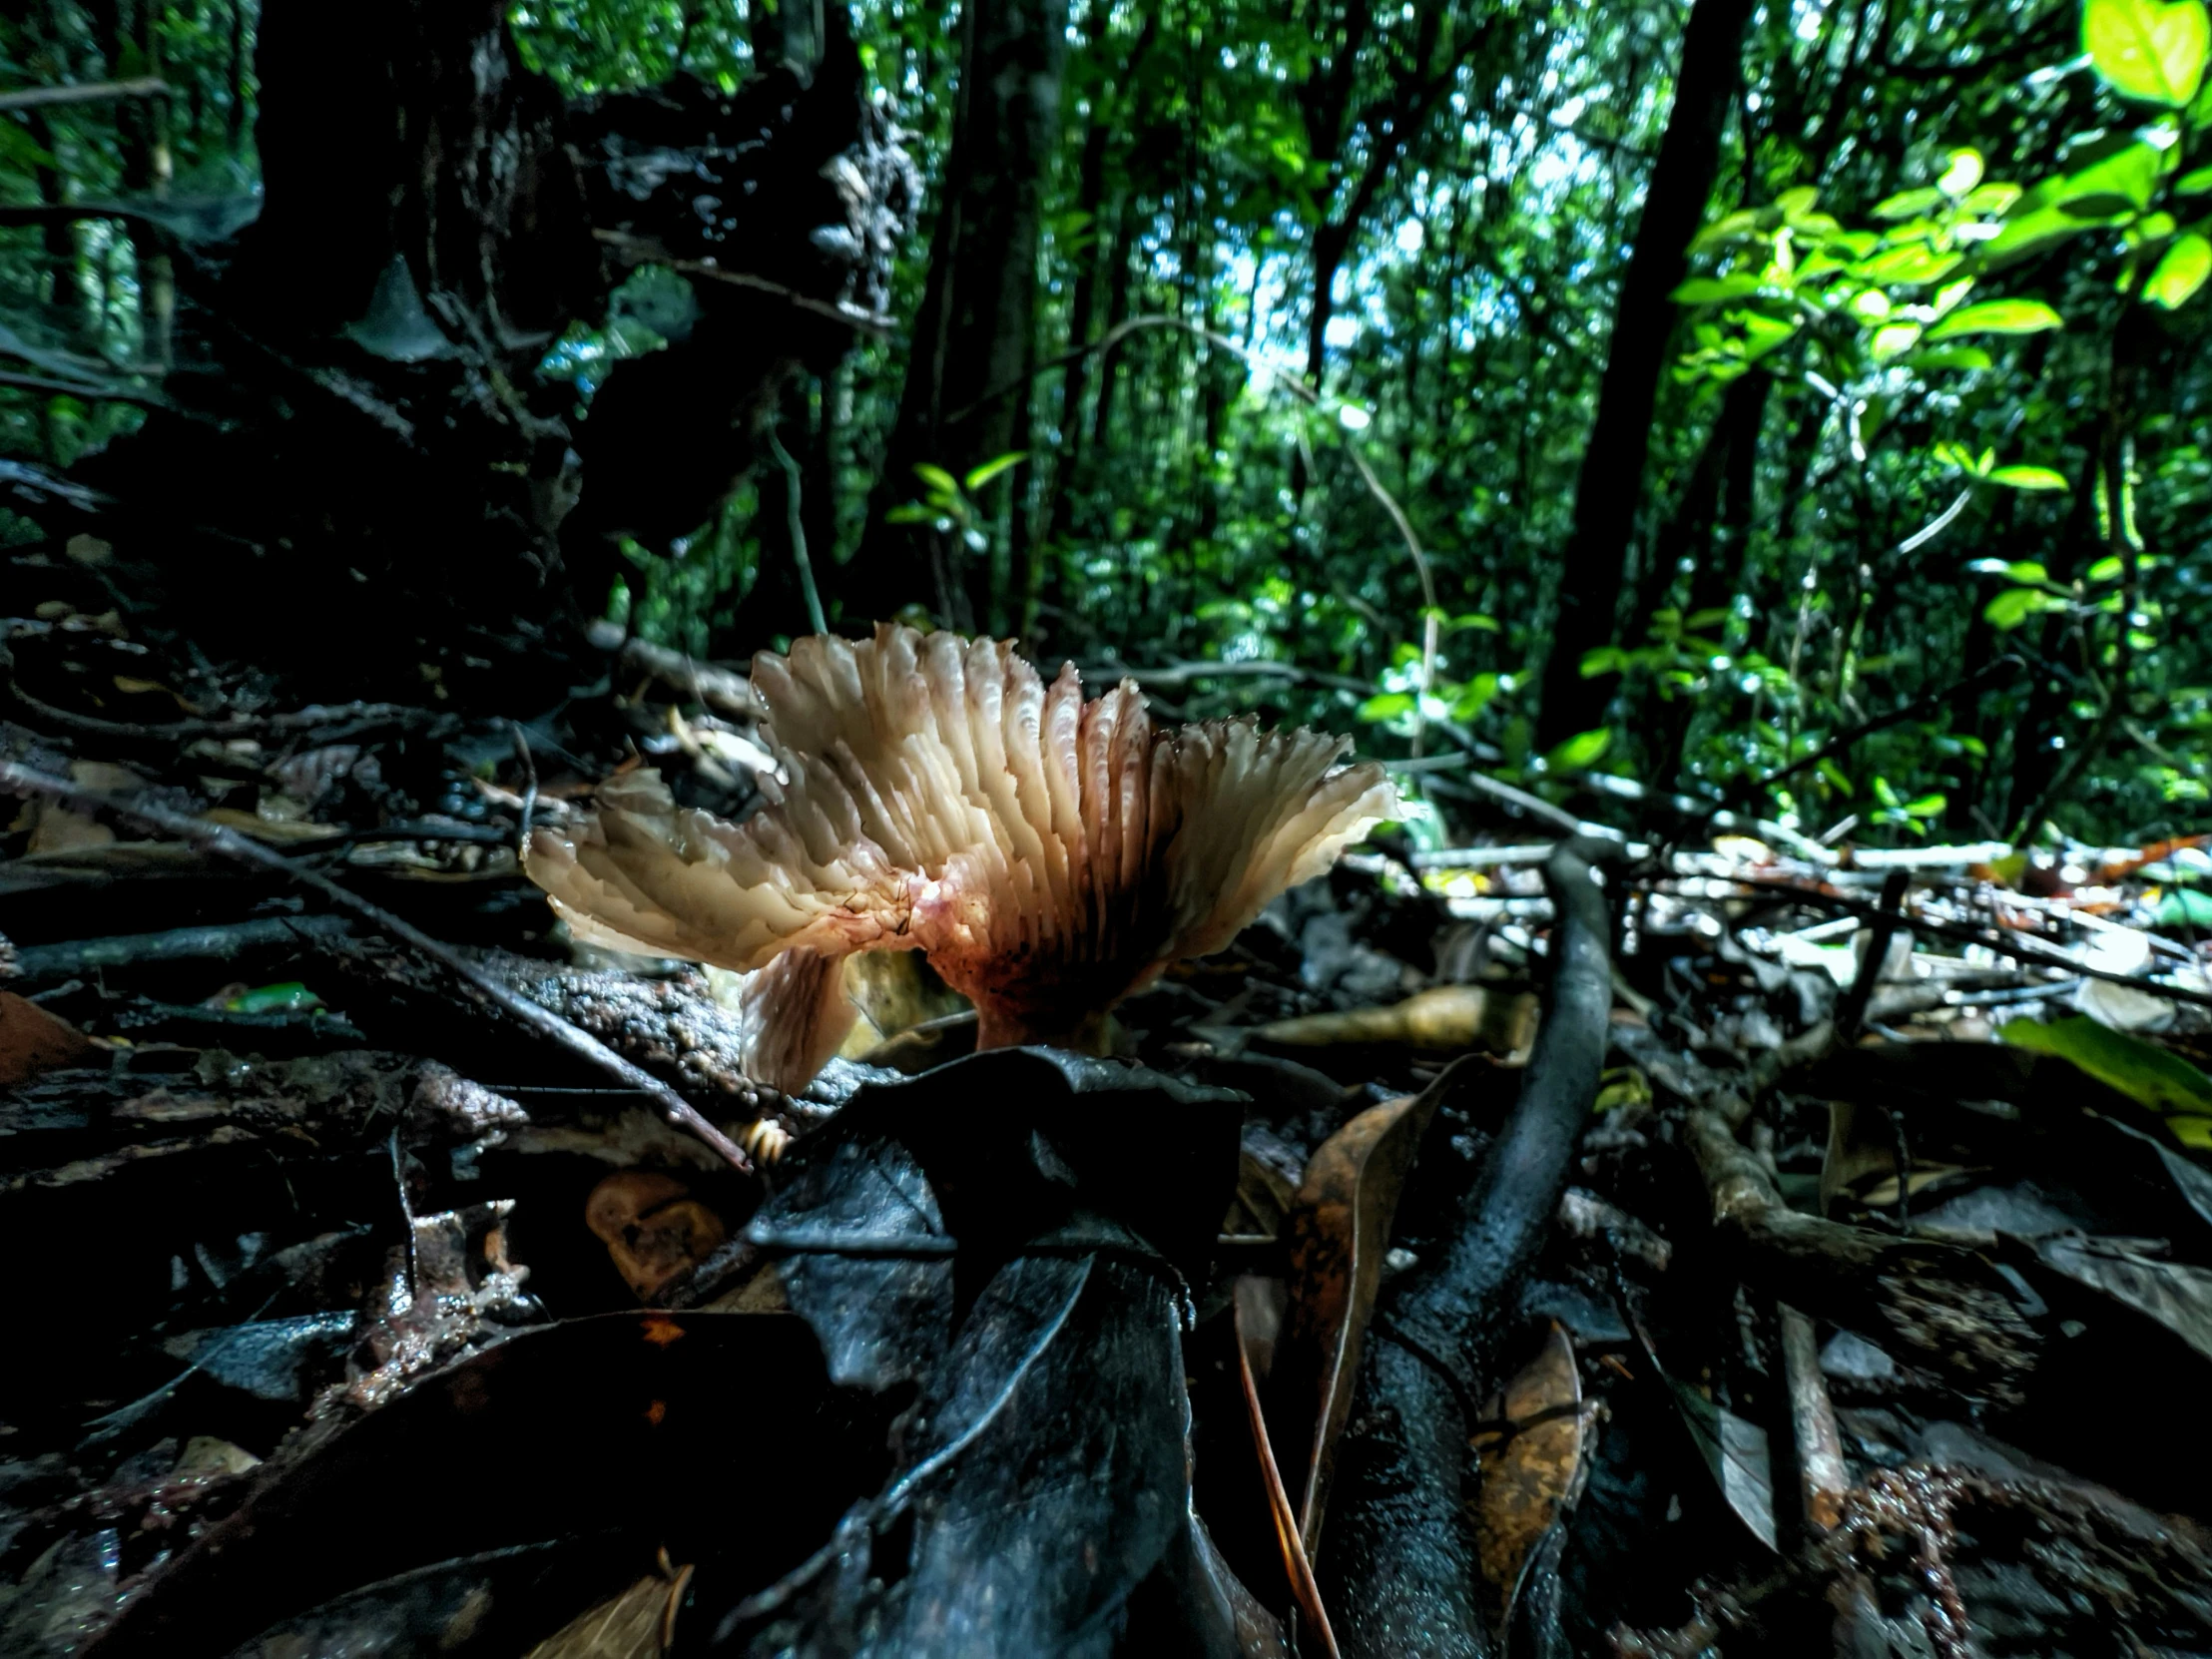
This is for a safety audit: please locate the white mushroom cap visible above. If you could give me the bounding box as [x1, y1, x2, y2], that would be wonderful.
[527, 625, 1397, 1091]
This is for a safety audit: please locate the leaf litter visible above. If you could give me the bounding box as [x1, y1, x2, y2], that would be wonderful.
[4, 634, 2212, 1655]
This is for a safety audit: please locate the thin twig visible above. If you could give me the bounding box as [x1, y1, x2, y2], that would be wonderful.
[510, 722, 538, 855]
[591, 230, 895, 336]
[0, 77, 171, 113]
[1833, 867, 1910, 1041]
[7, 678, 440, 742]
[1747, 656, 2024, 804]
[1703, 874, 2212, 1010]
[766, 420, 829, 636]
[1776, 1302, 1848, 1534]
[1235, 1291, 1343, 1659]
[0, 760, 759, 1174]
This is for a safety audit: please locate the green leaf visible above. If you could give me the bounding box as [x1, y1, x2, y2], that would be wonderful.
[1870, 320, 1925, 357]
[1986, 203, 2099, 265]
[1873, 187, 1945, 221]
[2059, 140, 2164, 213]
[911, 463, 959, 496]
[1544, 728, 1613, 773]
[2082, 0, 2211, 106]
[2145, 232, 2212, 305]
[1985, 586, 2048, 628]
[1672, 275, 1769, 303]
[1926, 298, 2065, 338]
[1905, 345, 1997, 371]
[1962, 182, 2025, 216]
[1774, 185, 1822, 220]
[1853, 245, 1966, 283]
[2178, 165, 2212, 194]
[1937, 149, 1986, 198]
[1450, 674, 1502, 721]
[1988, 464, 2072, 490]
[1904, 793, 1948, 817]
[2001, 1012, 2212, 1116]
[883, 503, 939, 524]
[962, 450, 1028, 490]
[1359, 692, 1414, 722]
[2155, 887, 2212, 925]
[228, 981, 323, 1014]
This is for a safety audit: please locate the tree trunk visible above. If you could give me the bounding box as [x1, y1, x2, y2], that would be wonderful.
[1041, 18, 1156, 557]
[847, 0, 1068, 629]
[48, 0, 900, 714]
[1533, 0, 1758, 749]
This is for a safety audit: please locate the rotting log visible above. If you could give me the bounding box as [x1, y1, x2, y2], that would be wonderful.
[1320, 835, 1616, 1659]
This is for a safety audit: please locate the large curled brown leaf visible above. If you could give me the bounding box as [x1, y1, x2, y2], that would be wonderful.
[1271, 1055, 1481, 1555]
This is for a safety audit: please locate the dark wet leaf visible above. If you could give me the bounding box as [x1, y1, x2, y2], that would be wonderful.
[2032, 1235, 2212, 1366]
[84, 1313, 875, 1658]
[747, 1046, 1244, 1395]
[724, 1254, 1193, 1658]
[1664, 1382, 1776, 1551]
[159, 1312, 357, 1402]
[224, 1541, 639, 1659]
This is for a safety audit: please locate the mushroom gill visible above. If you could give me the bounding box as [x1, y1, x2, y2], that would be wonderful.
[526, 625, 1398, 1091]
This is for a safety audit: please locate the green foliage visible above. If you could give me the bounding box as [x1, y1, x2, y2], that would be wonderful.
[8, 0, 2212, 847]
[2002, 1011, 2212, 1144]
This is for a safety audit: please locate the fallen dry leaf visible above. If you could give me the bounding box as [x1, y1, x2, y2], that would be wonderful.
[586, 1171, 729, 1300]
[1273, 1059, 1472, 1554]
[0, 991, 95, 1085]
[1471, 1322, 1591, 1635]
[1255, 982, 1537, 1056]
[521, 1561, 693, 1659]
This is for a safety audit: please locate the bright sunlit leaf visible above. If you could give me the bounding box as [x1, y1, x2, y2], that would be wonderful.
[2082, 0, 2211, 106]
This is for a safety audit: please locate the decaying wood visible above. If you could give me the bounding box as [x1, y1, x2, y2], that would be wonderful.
[0, 759, 763, 1174]
[1637, 1026, 2044, 1402]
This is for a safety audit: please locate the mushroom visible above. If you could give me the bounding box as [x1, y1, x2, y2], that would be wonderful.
[526, 625, 1397, 1091]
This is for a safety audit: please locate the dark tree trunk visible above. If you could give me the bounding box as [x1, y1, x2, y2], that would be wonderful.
[49, 0, 902, 714]
[1686, 368, 1768, 622]
[847, 0, 1068, 630]
[1041, 16, 1157, 556]
[1533, 0, 1759, 748]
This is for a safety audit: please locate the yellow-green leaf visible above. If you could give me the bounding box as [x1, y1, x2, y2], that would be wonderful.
[2001, 1013, 2212, 1117]
[2145, 233, 2212, 307]
[2083, 0, 2211, 106]
[1937, 149, 1986, 198]
[1927, 297, 2064, 338]
[1987, 464, 2071, 490]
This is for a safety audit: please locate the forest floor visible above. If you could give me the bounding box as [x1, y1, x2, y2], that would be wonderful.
[4, 576, 2212, 1657]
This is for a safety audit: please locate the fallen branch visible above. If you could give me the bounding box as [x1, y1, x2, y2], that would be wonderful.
[6, 678, 445, 744]
[0, 760, 761, 1174]
[12, 914, 355, 983]
[1624, 1026, 2042, 1403]
[1708, 876, 2212, 1011]
[0, 77, 171, 114]
[584, 619, 756, 719]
